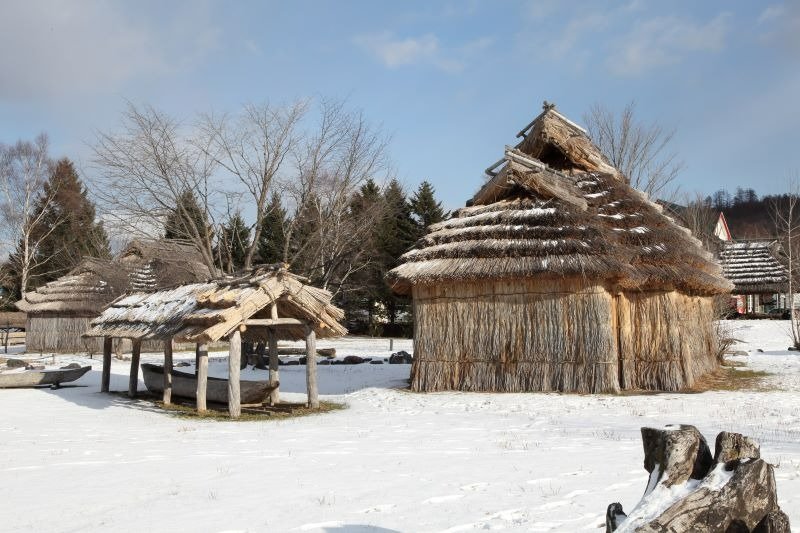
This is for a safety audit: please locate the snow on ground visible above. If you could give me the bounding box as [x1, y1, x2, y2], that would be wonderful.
[2, 322, 800, 532]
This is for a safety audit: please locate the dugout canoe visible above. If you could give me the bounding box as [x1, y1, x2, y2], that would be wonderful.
[141, 363, 275, 404]
[0, 365, 91, 388]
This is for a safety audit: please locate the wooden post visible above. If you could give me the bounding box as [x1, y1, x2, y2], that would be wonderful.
[305, 325, 319, 409]
[163, 338, 173, 405]
[195, 343, 200, 376]
[101, 337, 112, 393]
[196, 343, 208, 412]
[128, 339, 141, 398]
[268, 329, 280, 406]
[228, 329, 242, 418]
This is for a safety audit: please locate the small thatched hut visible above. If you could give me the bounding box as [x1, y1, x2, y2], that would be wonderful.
[719, 239, 788, 313]
[388, 104, 732, 393]
[85, 265, 346, 417]
[16, 240, 213, 353]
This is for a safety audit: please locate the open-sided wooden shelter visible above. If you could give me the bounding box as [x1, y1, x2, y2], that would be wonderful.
[16, 240, 212, 353]
[388, 103, 733, 394]
[84, 265, 346, 417]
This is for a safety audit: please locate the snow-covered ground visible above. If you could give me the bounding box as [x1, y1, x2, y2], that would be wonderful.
[1, 322, 800, 532]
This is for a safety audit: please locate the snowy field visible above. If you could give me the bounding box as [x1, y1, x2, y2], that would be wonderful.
[2, 321, 800, 532]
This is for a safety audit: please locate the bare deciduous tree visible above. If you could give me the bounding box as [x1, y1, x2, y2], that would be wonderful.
[772, 179, 800, 348]
[198, 101, 308, 270]
[584, 101, 684, 200]
[285, 99, 391, 295]
[0, 135, 61, 296]
[92, 103, 220, 273]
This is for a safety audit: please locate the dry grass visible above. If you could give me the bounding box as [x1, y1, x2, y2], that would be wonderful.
[112, 391, 345, 421]
[686, 366, 772, 392]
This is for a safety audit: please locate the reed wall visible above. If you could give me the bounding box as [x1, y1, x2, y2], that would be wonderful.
[411, 278, 620, 393]
[26, 315, 162, 355]
[616, 291, 718, 391]
[411, 280, 720, 393]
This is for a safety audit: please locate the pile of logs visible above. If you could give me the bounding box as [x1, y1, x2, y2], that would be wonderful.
[606, 425, 790, 532]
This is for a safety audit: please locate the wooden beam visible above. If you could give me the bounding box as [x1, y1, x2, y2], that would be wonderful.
[101, 337, 112, 393]
[305, 326, 319, 409]
[228, 330, 242, 418]
[268, 329, 280, 406]
[196, 343, 208, 412]
[163, 338, 173, 405]
[244, 318, 304, 327]
[270, 303, 278, 320]
[128, 339, 141, 398]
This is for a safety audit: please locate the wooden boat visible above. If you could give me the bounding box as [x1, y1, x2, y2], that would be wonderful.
[0, 365, 91, 389]
[141, 363, 275, 404]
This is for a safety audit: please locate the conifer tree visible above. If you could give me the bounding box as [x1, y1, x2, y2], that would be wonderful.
[218, 211, 251, 273]
[25, 158, 110, 285]
[409, 180, 446, 235]
[375, 179, 416, 327]
[256, 193, 288, 264]
[164, 190, 208, 241]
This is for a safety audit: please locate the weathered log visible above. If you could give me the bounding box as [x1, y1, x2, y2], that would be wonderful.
[163, 338, 173, 405]
[101, 337, 112, 393]
[228, 330, 241, 418]
[268, 330, 279, 405]
[305, 326, 318, 409]
[606, 426, 789, 533]
[196, 343, 208, 412]
[640, 424, 712, 487]
[128, 339, 141, 398]
[254, 341, 267, 370]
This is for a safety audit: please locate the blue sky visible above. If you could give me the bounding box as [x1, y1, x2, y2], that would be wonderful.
[1, 0, 799, 209]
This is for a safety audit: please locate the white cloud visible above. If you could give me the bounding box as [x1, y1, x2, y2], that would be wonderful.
[758, 5, 785, 24]
[609, 13, 731, 76]
[354, 32, 492, 73]
[757, 2, 800, 56]
[0, 0, 219, 101]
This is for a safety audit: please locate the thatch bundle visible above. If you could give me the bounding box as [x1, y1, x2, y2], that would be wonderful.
[85, 265, 346, 344]
[389, 103, 732, 393]
[718, 239, 788, 294]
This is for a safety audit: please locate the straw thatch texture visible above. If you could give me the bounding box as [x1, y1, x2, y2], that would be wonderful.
[391, 104, 731, 393]
[411, 278, 620, 393]
[85, 265, 346, 343]
[616, 291, 717, 391]
[718, 240, 788, 294]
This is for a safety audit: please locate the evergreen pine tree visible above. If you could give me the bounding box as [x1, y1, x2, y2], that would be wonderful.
[26, 158, 110, 285]
[218, 211, 251, 273]
[256, 193, 288, 264]
[375, 179, 416, 327]
[164, 190, 208, 241]
[409, 180, 446, 236]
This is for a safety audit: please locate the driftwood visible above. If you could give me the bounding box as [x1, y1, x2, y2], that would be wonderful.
[607, 425, 790, 532]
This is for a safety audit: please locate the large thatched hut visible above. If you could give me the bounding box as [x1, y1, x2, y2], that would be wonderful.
[16, 240, 212, 353]
[388, 104, 732, 393]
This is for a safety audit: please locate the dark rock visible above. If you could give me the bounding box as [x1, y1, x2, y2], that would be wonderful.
[343, 356, 365, 365]
[389, 350, 413, 364]
[318, 360, 331, 365]
[285, 360, 300, 366]
[640, 425, 713, 487]
[605, 502, 627, 533]
[26, 364, 45, 370]
[370, 360, 383, 364]
[753, 509, 791, 533]
[6, 358, 26, 368]
[298, 356, 307, 365]
[60, 363, 82, 369]
[331, 360, 344, 365]
[176, 361, 191, 367]
[714, 431, 760, 464]
[757, 349, 764, 353]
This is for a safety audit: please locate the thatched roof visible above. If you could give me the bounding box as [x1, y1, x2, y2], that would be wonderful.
[84, 265, 346, 343]
[719, 239, 788, 294]
[16, 258, 125, 315]
[16, 240, 213, 315]
[389, 105, 732, 296]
